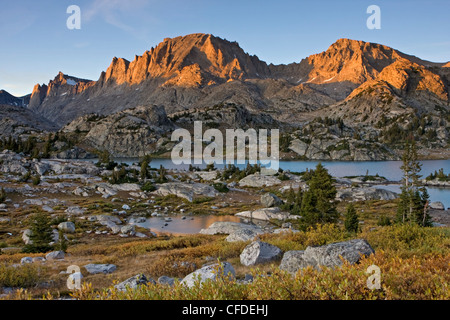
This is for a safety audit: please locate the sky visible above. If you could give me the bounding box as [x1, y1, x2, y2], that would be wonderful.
[1, 0, 449, 97]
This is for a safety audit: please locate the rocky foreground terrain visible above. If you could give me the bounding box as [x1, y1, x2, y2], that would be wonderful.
[0, 150, 448, 299]
[1, 34, 449, 160]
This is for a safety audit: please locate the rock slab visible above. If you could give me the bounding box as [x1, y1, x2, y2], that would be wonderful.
[279, 239, 375, 274]
[240, 241, 283, 266]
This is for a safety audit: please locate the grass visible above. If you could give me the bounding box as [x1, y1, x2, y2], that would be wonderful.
[35, 250, 449, 300]
[0, 263, 41, 288]
[0, 196, 449, 300]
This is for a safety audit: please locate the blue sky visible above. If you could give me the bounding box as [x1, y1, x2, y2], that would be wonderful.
[1, 0, 449, 96]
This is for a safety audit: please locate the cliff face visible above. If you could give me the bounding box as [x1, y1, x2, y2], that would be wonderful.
[100, 34, 270, 87]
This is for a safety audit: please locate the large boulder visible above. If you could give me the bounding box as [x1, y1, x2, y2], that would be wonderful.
[240, 241, 283, 266]
[260, 193, 283, 207]
[65, 206, 86, 216]
[279, 239, 375, 274]
[336, 187, 398, 201]
[58, 221, 76, 233]
[235, 207, 293, 221]
[95, 215, 122, 225]
[45, 251, 65, 260]
[21, 257, 33, 264]
[120, 225, 135, 235]
[199, 222, 262, 235]
[84, 264, 117, 274]
[114, 274, 154, 292]
[22, 229, 32, 245]
[158, 276, 175, 286]
[278, 251, 309, 274]
[238, 173, 281, 188]
[181, 262, 235, 288]
[153, 182, 218, 202]
[429, 202, 445, 210]
[226, 228, 262, 242]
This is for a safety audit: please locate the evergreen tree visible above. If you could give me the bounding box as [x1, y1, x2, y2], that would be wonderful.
[300, 163, 338, 227]
[55, 229, 68, 252]
[42, 133, 52, 159]
[139, 154, 152, 181]
[300, 189, 318, 226]
[396, 138, 430, 226]
[415, 187, 432, 227]
[344, 203, 359, 233]
[140, 161, 148, 180]
[0, 187, 6, 203]
[282, 186, 303, 215]
[155, 165, 168, 183]
[23, 212, 54, 253]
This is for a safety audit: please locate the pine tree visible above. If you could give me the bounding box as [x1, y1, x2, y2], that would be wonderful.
[300, 163, 338, 227]
[344, 203, 359, 233]
[415, 187, 432, 227]
[156, 165, 168, 183]
[23, 212, 54, 253]
[396, 138, 430, 226]
[42, 133, 52, 159]
[140, 159, 149, 180]
[300, 189, 318, 227]
[139, 154, 152, 181]
[0, 187, 6, 203]
[55, 229, 68, 252]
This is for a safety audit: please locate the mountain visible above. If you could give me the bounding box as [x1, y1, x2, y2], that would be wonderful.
[28, 34, 449, 128]
[22, 34, 449, 160]
[0, 104, 57, 137]
[0, 90, 30, 107]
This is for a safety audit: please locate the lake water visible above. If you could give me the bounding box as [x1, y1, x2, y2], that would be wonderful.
[132, 215, 269, 235]
[104, 158, 450, 209]
[116, 158, 450, 182]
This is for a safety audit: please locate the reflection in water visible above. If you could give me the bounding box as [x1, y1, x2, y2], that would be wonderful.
[133, 215, 269, 235]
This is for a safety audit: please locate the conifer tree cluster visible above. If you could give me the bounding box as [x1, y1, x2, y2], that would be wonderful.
[396, 139, 432, 227]
[282, 164, 339, 229]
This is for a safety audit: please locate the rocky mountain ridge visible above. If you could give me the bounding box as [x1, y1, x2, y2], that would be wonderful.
[27, 34, 449, 128]
[0, 90, 30, 107]
[3, 33, 449, 160]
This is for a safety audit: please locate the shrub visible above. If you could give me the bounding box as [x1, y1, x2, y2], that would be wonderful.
[192, 197, 214, 204]
[205, 163, 216, 172]
[20, 171, 31, 183]
[32, 175, 41, 186]
[277, 172, 290, 181]
[0, 264, 40, 288]
[212, 183, 229, 193]
[141, 182, 156, 192]
[377, 215, 392, 226]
